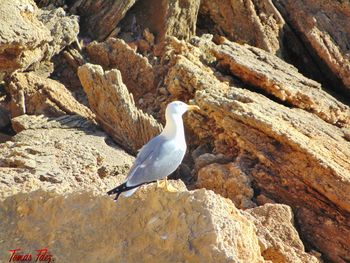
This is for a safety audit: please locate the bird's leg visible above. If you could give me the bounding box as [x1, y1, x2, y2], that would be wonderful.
[165, 177, 178, 192]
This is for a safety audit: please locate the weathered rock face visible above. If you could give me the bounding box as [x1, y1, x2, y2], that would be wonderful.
[199, 0, 284, 55]
[2, 0, 350, 261]
[196, 162, 255, 209]
[5, 72, 94, 119]
[69, 0, 136, 41]
[77, 63, 162, 154]
[273, 0, 350, 92]
[0, 0, 78, 75]
[163, 36, 350, 262]
[86, 38, 155, 101]
[208, 37, 350, 127]
[0, 115, 133, 201]
[245, 204, 321, 263]
[0, 183, 265, 263]
[122, 0, 200, 44]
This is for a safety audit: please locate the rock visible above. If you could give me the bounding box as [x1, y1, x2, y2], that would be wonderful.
[69, 0, 136, 41]
[11, 114, 96, 133]
[5, 72, 94, 119]
[0, 115, 133, 201]
[192, 153, 232, 177]
[199, 0, 284, 55]
[196, 162, 255, 209]
[0, 183, 265, 263]
[123, 0, 200, 44]
[245, 204, 321, 263]
[274, 0, 350, 92]
[0, 106, 10, 129]
[163, 36, 350, 261]
[193, 85, 350, 263]
[86, 38, 155, 101]
[0, 0, 78, 75]
[209, 38, 350, 127]
[77, 63, 162, 154]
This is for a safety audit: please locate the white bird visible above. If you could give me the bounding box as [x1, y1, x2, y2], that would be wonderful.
[107, 101, 200, 200]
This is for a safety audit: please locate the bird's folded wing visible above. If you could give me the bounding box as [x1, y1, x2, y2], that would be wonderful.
[124, 135, 161, 182]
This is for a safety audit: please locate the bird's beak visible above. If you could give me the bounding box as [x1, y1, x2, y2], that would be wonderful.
[187, 105, 200, 111]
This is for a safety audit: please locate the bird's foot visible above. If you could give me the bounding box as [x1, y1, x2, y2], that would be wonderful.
[157, 180, 166, 188]
[165, 178, 178, 192]
[156, 179, 178, 192]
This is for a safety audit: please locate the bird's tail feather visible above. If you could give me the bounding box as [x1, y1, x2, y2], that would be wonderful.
[107, 183, 141, 201]
[122, 187, 139, 197]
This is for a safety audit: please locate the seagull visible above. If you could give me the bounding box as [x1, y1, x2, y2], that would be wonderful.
[107, 101, 200, 200]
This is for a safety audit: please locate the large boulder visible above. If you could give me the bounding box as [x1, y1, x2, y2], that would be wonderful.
[0, 183, 265, 263]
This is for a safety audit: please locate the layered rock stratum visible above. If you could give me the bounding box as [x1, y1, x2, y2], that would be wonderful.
[0, 0, 349, 262]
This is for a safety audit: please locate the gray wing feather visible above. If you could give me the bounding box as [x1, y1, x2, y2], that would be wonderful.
[124, 135, 161, 181]
[126, 136, 186, 187]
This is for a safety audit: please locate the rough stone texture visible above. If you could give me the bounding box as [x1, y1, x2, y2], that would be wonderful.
[0, 183, 265, 263]
[5, 72, 94, 119]
[274, 0, 350, 92]
[196, 162, 255, 209]
[0, 115, 133, 201]
[192, 152, 232, 177]
[163, 36, 350, 262]
[194, 85, 350, 263]
[86, 38, 155, 101]
[245, 204, 321, 263]
[0, 0, 78, 75]
[199, 0, 284, 55]
[77, 63, 162, 154]
[210, 38, 350, 127]
[124, 0, 200, 44]
[69, 0, 136, 41]
[11, 114, 95, 133]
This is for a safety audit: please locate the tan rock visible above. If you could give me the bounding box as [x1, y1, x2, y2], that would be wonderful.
[193, 84, 350, 263]
[69, 0, 136, 41]
[162, 36, 350, 261]
[0, 0, 78, 75]
[245, 204, 320, 263]
[192, 152, 231, 176]
[86, 38, 155, 100]
[77, 63, 162, 154]
[125, 0, 200, 44]
[196, 162, 255, 209]
[11, 114, 96, 133]
[274, 0, 350, 91]
[0, 115, 133, 201]
[5, 72, 94, 119]
[210, 38, 350, 127]
[199, 0, 284, 55]
[0, 183, 265, 263]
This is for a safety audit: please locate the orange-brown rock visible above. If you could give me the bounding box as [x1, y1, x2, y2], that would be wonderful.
[196, 162, 255, 209]
[199, 0, 284, 55]
[86, 38, 155, 101]
[274, 0, 350, 92]
[162, 36, 350, 262]
[209, 38, 350, 127]
[5, 72, 94, 120]
[122, 0, 200, 44]
[69, 0, 136, 41]
[245, 204, 321, 263]
[0, 183, 265, 263]
[77, 63, 162, 154]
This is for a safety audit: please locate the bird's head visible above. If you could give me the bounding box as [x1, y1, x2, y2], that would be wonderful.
[166, 101, 200, 116]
